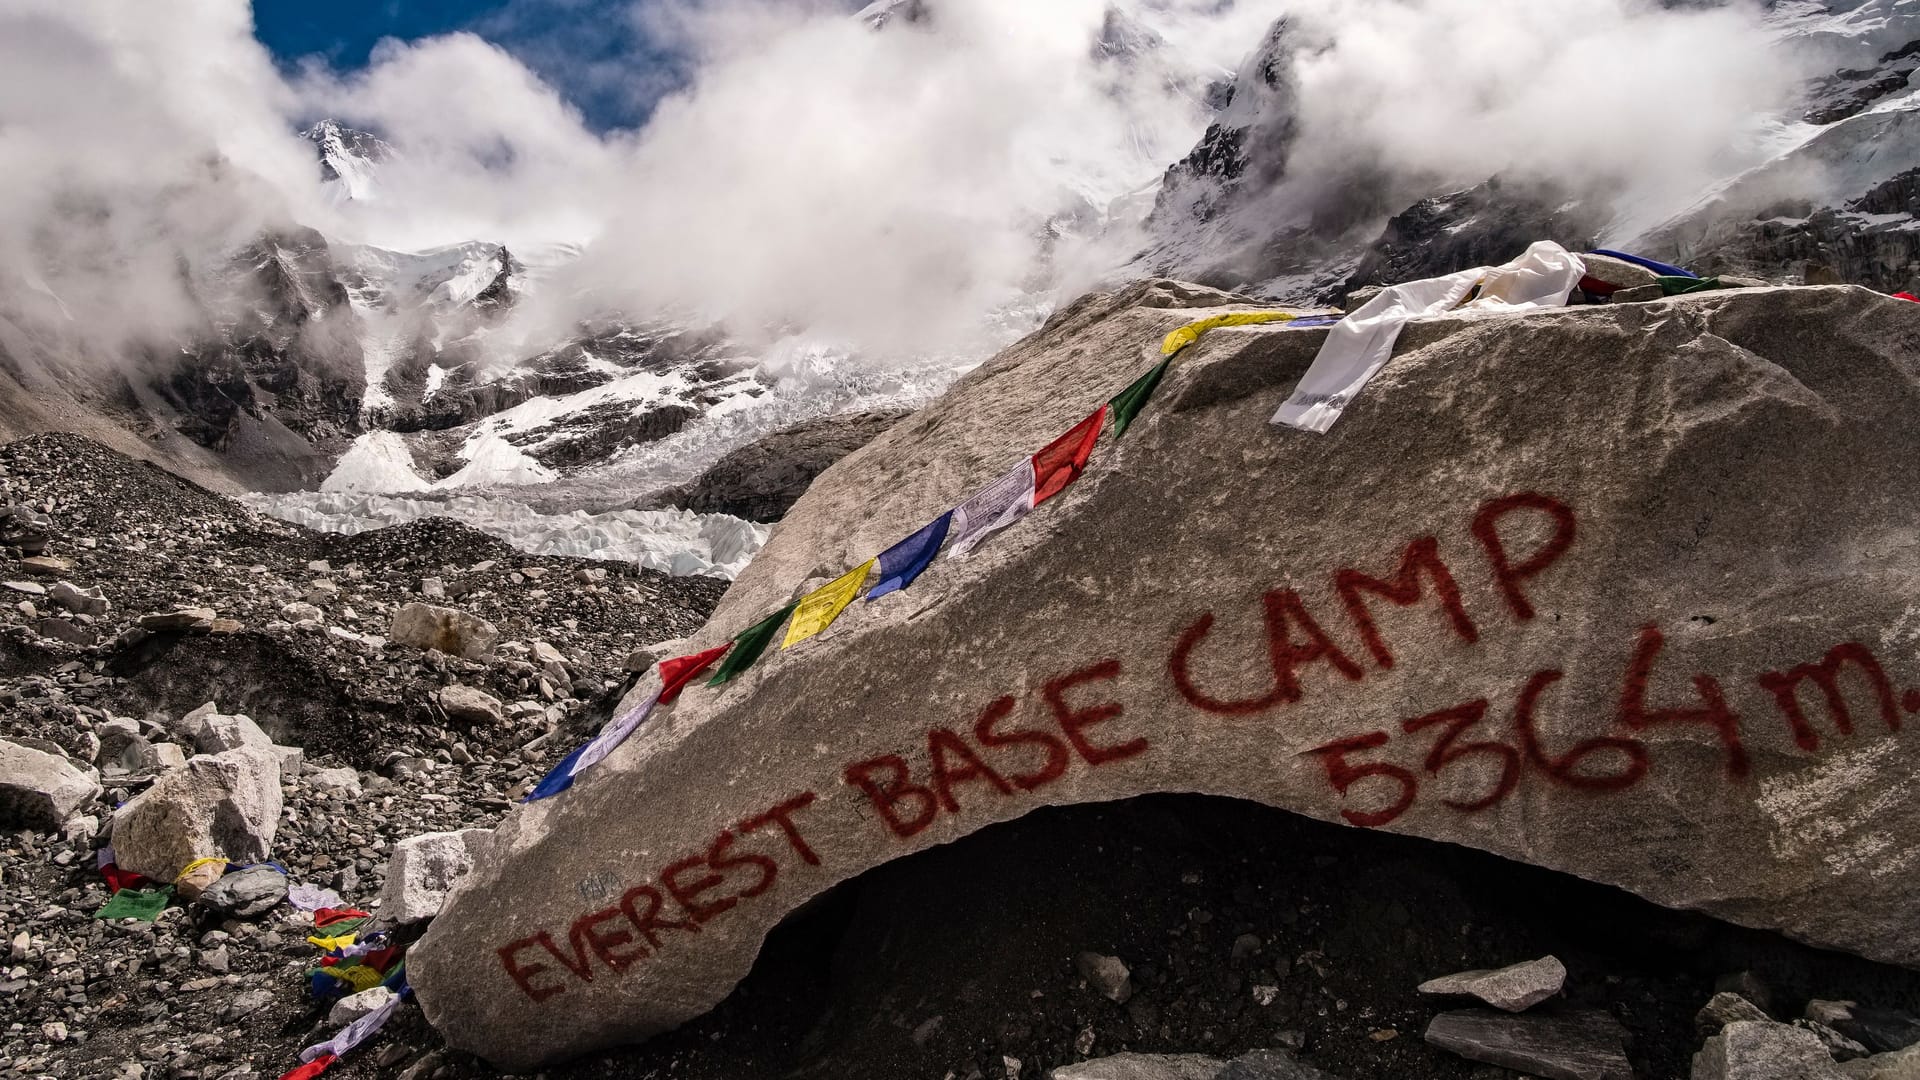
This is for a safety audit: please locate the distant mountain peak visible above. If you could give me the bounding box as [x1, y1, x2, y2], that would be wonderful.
[300, 120, 393, 200]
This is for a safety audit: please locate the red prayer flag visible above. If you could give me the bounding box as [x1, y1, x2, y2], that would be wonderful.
[1030, 406, 1108, 506]
[1894, 292, 1917, 302]
[101, 863, 152, 895]
[658, 642, 732, 703]
[313, 908, 372, 928]
[279, 1053, 336, 1080]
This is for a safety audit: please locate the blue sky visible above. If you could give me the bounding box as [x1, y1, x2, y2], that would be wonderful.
[253, 0, 683, 132]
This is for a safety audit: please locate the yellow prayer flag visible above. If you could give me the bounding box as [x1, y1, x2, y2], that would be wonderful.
[1160, 310, 1338, 358]
[782, 559, 876, 649]
[307, 932, 359, 951]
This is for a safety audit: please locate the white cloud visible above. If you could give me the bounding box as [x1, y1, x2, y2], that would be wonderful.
[0, 0, 1819, 377]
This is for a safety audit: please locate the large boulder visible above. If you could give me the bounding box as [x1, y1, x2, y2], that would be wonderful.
[109, 746, 282, 881]
[410, 281, 1920, 1069]
[389, 603, 498, 662]
[0, 740, 100, 831]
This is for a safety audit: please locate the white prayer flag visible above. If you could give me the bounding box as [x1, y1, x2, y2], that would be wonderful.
[1274, 241, 1586, 433]
[946, 459, 1036, 560]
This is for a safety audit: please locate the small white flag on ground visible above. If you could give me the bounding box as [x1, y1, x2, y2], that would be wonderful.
[299, 990, 404, 1063]
[1273, 240, 1585, 434]
[946, 459, 1036, 559]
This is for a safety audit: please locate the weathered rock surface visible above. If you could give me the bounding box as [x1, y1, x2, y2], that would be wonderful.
[377, 828, 492, 925]
[388, 602, 498, 662]
[412, 281, 1920, 1068]
[0, 740, 101, 832]
[1426, 1008, 1632, 1080]
[1693, 1019, 1847, 1079]
[197, 864, 289, 918]
[435, 685, 505, 726]
[1417, 954, 1565, 1012]
[109, 747, 282, 881]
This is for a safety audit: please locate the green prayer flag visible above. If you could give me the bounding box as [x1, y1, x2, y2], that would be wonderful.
[707, 602, 800, 686]
[1658, 275, 1723, 296]
[1108, 358, 1171, 440]
[96, 886, 172, 922]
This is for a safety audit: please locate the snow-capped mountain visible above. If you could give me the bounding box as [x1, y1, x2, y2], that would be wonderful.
[4, 0, 1913, 576]
[1129, 0, 1920, 303]
[302, 120, 392, 201]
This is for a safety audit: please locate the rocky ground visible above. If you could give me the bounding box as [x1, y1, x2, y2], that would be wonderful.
[0, 432, 721, 1080]
[4, 432, 1920, 1080]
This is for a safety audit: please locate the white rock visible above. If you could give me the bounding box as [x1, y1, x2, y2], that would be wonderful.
[195, 713, 274, 757]
[0, 740, 102, 832]
[308, 767, 363, 797]
[377, 828, 492, 924]
[109, 747, 282, 880]
[329, 986, 398, 1028]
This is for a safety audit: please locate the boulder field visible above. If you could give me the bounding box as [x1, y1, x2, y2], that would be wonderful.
[409, 279, 1920, 1070]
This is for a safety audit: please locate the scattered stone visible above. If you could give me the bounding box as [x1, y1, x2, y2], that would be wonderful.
[1809, 1001, 1920, 1055]
[197, 864, 289, 918]
[329, 986, 398, 1028]
[1698, 992, 1773, 1031]
[308, 766, 362, 797]
[1839, 1044, 1920, 1080]
[1693, 1020, 1847, 1080]
[19, 554, 73, 576]
[420, 576, 446, 599]
[1800, 1019, 1875, 1061]
[436, 685, 505, 726]
[36, 616, 96, 645]
[48, 581, 108, 616]
[1424, 1008, 1633, 1080]
[1075, 952, 1134, 1004]
[280, 601, 323, 623]
[0, 739, 102, 831]
[138, 607, 216, 631]
[4, 579, 46, 595]
[389, 602, 499, 661]
[1418, 955, 1566, 1012]
[376, 828, 493, 924]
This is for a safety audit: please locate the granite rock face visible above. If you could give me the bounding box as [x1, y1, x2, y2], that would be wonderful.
[410, 280, 1920, 1069]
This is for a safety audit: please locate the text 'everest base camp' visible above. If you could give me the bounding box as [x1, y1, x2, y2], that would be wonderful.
[3, 2, 1920, 1080]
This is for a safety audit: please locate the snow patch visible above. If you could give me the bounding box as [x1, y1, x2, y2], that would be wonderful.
[439, 430, 558, 489]
[321, 432, 431, 494]
[244, 492, 768, 579]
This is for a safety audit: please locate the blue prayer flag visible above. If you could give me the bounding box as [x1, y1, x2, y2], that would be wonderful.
[523, 741, 591, 802]
[1589, 248, 1697, 279]
[867, 512, 952, 601]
